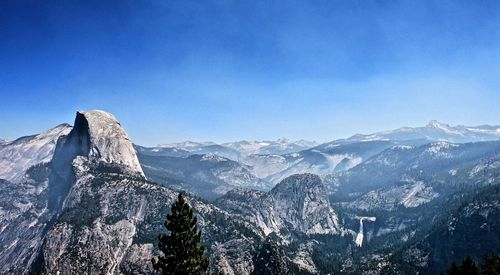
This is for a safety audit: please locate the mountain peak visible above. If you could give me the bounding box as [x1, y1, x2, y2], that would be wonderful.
[271, 173, 323, 194]
[267, 173, 341, 235]
[216, 173, 342, 236]
[158, 141, 216, 148]
[426, 120, 450, 129]
[276, 137, 290, 143]
[74, 110, 144, 176]
[0, 122, 72, 182]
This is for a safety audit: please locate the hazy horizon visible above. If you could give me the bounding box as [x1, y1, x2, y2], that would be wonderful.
[2, 114, 499, 147]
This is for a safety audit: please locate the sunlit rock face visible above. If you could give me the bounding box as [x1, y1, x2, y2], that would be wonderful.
[0, 110, 148, 273]
[217, 173, 343, 236]
[0, 110, 265, 274]
[48, 110, 145, 213]
[265, 173, 342, 235]
[0, 165, 53, 274]
[76, 110, 144, 176]
[0, 124, 71, 183]
[40, 110, 259, 273]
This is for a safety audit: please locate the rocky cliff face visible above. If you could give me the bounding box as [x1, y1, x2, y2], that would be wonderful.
[0, 124, 71, 182]
[265, 174, 342, 235]
[380, 185, 500, 275]
[215, 174, 347, 274]
[217, 173, 342, 236]
[41, 160, 262, 274]
[0, 110, 265, 274]
[0, 164, 53, 274]
[75, 110, 144, 176]
[39, 110, 265, 274]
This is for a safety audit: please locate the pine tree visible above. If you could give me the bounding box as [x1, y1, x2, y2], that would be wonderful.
[459, 256, 480, 275]
[442, 262, 460, 275]
[152, 193, 209, 274]
[251, 238, 290, 275]
[482, 254, 500, 275]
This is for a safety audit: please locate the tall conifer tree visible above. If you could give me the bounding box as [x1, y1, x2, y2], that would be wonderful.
[152, 193, 209, 274]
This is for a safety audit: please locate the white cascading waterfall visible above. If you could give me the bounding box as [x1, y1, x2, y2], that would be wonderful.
[355, 216, 376, 247]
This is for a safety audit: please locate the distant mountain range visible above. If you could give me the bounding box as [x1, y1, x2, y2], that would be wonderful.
[138, 153, 271, 200]
[0, 113, 499, 274]
[343, 120, 500, 143]
[152, 120, 500, 157]
[153, 139, 319, 160]
[137, 121, 500, 192]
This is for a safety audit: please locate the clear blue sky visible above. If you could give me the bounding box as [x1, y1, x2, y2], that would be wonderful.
[1, 0, 499, 145]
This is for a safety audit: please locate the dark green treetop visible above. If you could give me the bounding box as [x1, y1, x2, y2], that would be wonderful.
[152, 193, 209, 274]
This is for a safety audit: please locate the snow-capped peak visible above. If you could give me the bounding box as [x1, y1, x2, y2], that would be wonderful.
[426, 120, 448, 129]
[158, 141, 216, 149]
[222, 139, 318, 156]
[426, 120, 464, 136]
[345, 121, 500, 143]
[276, 138, 290, 143]
[151, 138, 317, 158]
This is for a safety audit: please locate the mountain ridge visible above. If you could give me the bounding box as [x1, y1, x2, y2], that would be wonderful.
[344, 120, 500, 143]
[0, 123, 72, 183]
[1, 111, 499, 274]
[0, 110, 345, 274]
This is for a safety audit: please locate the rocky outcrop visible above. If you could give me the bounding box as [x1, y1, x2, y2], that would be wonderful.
[0, 110, 264, 274]
[217, 173, 342, 236]
[0, 165, 52, 274]
[0, 124, 71, 182]
[47, 110, 145, 214]
[41, 159, 262, 274]
[389, 185, 500, 274]
[75, 110, 144, 176]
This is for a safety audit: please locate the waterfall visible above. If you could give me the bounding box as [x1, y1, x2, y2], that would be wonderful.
[355, 219, 364, 247]
[354, 216, 376, 247]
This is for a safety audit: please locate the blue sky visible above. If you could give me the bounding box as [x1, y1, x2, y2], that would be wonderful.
[1, 0, 499, 145]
